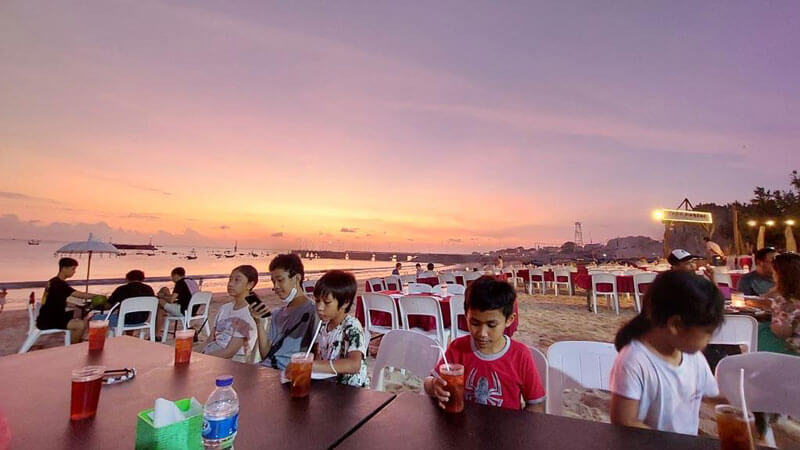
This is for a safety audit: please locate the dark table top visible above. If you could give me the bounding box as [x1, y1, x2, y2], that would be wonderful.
[0, 336, 394, 449]
[336, 392, 727, 450]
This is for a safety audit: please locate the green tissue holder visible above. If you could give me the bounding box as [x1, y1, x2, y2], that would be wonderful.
[135, 398, 203, 450]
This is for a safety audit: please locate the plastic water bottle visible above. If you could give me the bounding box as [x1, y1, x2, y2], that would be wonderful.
[202, 375, 239, 449]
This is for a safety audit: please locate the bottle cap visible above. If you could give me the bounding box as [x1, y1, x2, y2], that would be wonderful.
[215, 375, 233, 387]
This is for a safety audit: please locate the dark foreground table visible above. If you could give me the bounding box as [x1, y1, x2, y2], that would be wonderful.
[335, 392, 727, 449]
[0, 336, 394, 449]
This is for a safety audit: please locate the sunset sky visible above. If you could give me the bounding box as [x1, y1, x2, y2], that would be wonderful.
[1, 1, 798, 252]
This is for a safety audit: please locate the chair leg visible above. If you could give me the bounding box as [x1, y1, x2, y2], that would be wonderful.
[64, 330, 71, 347]
[592, 292, 598, 314]
[18, 331, 40, 353]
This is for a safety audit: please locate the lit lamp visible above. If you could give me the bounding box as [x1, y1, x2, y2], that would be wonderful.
[766, 220, 776, 227]
[747, 220, 757, 227]
[652, 210, 664, 221]
[787, 219, 796, 226]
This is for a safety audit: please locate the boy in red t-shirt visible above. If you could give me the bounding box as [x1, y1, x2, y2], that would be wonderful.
[424, 276, 545, 411]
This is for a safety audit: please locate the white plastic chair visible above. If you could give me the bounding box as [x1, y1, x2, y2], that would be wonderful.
[546, 341, 617, 415]
[553, 269, 573, 296]
[301, 280, 316, 298]
[438, 272, 456, 285]
[370, 329, 441, 392]
[162, 291, 213, 342]
[590, 273, 619, 315]
[529, 268, 546, 295]
[463, 271, 483, 285]
[710, 315, 758, 352]
[18, 301, 71, 353]
[448, 294, 468, 341]
[407, 283, 433, 294]
[397, 295, 447, 347]
[446, 284, 465, 295]
[632, 272, 656, 313]
[452, 271, 467, 286]
[716, 352, 800, 417]
[400, 274, 417, 285]
[108, 296, 158, 341]
[383, 275, 402, 291]
[529, 346, 548, 402]
[362, 293, 399, 338]
[715, 272, 733, 288]
[367, 278, 385, 292]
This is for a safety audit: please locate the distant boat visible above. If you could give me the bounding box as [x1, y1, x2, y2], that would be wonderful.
[27, 239, 40, 245]
[251, 251, 259, 257]
[186, 249, 198, 260]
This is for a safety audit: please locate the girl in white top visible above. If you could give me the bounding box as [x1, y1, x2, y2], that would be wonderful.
[203, 265, 258, 361]
[609, 270, 725, 435]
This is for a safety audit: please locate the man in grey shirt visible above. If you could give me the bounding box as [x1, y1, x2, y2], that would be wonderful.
[736, 247, 777, 296]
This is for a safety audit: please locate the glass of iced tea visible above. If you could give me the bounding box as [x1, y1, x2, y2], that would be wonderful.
[88, 320, 109, 351]
[715, 404, 755, 450]
[70, 366, 105, 420]
[287, 353, 313, 398]
[439, 363, 465, 413]
[174, 329, 194, 364]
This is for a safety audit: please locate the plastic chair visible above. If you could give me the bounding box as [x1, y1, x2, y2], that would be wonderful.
[529, 268, 546, 294]
[438, 272, 456, 285]
[370, 329, 441, 392]
[715, 272, 733, 288]
[463, 271, 483, 286]
[301, 280, 316, 298]
[362, 293, 399, 338]
[591, 273, 619, 315]
[397, 295, 447, 347]
[407, 283, 433, 294]
[553, 269, 573, 296]
[108, 296, 158, 341]
[710, 315, 758, 352]
[367, 278, 385, 292]
[161, 291, 213, 342]
[246, 315, 271, 364]
[632, 272, 656, 313]
[416, 276, 440, 287]
[716, 352, 800, 417]
[453, 271, 467, 286]
[383, 275, 401, 291]
[546, 341, 617, 415]
[400, 274, 417, 285]
[18, 301, 71, 353]
[446, 284, 465, 295]
[529, 346, 548, 401]
[448, 294, 468, 341]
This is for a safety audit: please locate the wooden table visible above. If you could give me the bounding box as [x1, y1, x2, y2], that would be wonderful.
[0, 336, 394, 449]
[336, 392, 729, 449]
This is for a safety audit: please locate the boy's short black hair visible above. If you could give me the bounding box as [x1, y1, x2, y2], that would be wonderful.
[464, 275, 516, 319]
[703, 237, 711, 242]
[395, 262, 402, 268]
[755, 247, 777, 263]
[59, 257, 78, 269]
[313, 270, 357, 313]
[126, 270, 145, 282]
[269, 253, 305, 282]
[415, 263, 421, 268]
[171, 267, 186, 277]
[426, 262, 434, 271]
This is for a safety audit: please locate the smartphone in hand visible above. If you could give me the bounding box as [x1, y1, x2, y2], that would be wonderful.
[246, 293, 271, 318]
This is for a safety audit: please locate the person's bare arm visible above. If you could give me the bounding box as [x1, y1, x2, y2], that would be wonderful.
[312, 351, 362, 375]
[610, 394, 650, 429]
[206, 336, 245, 359]
[70, 291, 96, 300]
[524, 401, 545, 413]
[248, 303, 272, 357]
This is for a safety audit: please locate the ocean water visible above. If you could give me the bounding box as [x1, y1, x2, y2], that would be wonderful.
[0, 239, 398, 309]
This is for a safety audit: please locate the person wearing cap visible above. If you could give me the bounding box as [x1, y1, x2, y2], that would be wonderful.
[736, 247, 777, 296]
[667, 249, 701, 272]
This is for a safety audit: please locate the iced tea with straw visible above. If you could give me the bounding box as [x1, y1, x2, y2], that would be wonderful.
[287, 353, 313, 398]
[174, 329, 194, 364]
[439, 363, 465, 413]
[715, 405, 755, 450]
[88, 320, 108, 351]
[70, 366, 105, 420]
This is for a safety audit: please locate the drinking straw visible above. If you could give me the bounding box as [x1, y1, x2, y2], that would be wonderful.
[431, 344, 450, 370]
[304, 321, 324, 359]
[739, 368, 755, 449]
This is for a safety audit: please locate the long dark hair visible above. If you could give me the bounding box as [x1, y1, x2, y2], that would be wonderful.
[614, 270, 725, 351]
[774, 252, 800, 301]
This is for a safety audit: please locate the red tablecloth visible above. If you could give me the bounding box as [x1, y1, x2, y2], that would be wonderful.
[730, 273, 743, 290]
[416, 277, 439, 287]
[355, 291, 517, 337]
[574, 274, 636, 293]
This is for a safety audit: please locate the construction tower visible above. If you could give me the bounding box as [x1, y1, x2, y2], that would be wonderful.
[574, 222, 584, 248]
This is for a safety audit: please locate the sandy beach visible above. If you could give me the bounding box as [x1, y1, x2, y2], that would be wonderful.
[2, 278, 798, 447]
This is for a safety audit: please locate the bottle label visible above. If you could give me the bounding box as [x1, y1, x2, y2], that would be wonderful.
[202, 413, 239, 440]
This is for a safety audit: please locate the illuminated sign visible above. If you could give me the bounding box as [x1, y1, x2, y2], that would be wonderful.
[654, 209, 712, 224]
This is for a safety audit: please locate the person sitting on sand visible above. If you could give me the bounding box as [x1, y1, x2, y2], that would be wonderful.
[425, 276, 545, 411]
[156, 267, 199, 333]
[36, 258, 101, 343]
[203, 265, 258, 361]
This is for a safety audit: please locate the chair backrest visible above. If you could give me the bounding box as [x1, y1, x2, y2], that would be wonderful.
[449, 294, 466, 338]
[400, 274, 417, 284]
[362, 293, 398, 331]
[529, 346, 548, 399]
[370, 330, 441, 392]
[116, 296, 158, 333]
[463, 271, 483, 284]
[446, 284, 465, 295]
[591, 273, 618, 294]
[397, 295, 445, 345]
[383, 275, 401, 291]
[530, 268, 545, 281]
[553, 268, 572, 283]
[416, 276, 439, 287]
[710, 315, 758, 351]
[301, 280, 316, 295]
[186, 291, 213, 321]
[546, 341, 617, 415]
[632, 272, 657, 294]
[431, 284, 443, 296]
[438, 272, 456, 284]
[367, 278, 385, 292]
[715, 272, 733, 288]
[716, 352, 800, 416]
[407, 283, 433, 294]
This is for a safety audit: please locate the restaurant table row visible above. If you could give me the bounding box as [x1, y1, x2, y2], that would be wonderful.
[1, 337, 769, 449]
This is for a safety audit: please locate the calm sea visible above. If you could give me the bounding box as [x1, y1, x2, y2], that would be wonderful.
[0, 239, 399, 309]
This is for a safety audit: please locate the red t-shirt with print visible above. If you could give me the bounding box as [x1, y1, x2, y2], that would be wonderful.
[440, 335, 545, 410]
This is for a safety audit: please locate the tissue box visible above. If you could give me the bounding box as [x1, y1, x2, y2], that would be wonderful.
[135, 398, 203, 450]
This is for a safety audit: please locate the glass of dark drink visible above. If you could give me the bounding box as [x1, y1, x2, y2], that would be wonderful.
[715, 404, 755, 450]
[439, 363, 465, 413]
[287, 353, 313, 398]
[174, 329, 194, 364]
[88, 320, 108, 351]
[70, 366, 105, 420]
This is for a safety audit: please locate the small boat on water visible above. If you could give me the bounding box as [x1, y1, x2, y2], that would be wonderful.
[27, 239, 40, 245]
[186, 248, 198, 260]
[250, 251, 259, 257]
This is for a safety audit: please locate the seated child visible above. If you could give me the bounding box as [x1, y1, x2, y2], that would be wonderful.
[610, 270, 724, 435]
[203, 265, 258, 361]
[424, 276, 545, 411]
[311, 270, 369, 387]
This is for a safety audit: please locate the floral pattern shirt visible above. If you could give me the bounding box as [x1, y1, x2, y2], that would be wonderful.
[317, 315, 369, 387]
[771, 295, 800, 353]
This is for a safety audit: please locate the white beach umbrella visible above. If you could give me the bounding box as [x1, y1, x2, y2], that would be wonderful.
[56, 233, 119, 292]
[786, 226, 797, 253]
